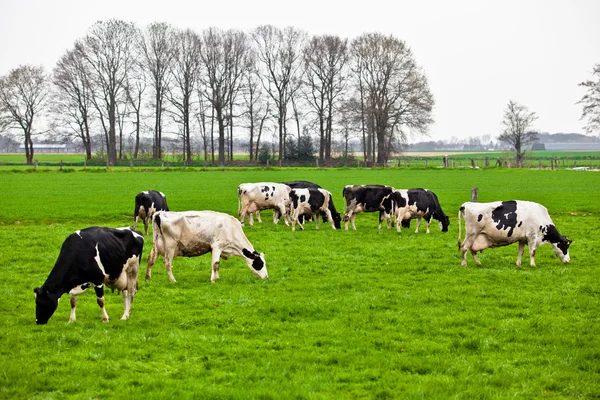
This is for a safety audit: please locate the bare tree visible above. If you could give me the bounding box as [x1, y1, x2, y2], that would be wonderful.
[351, 33, 434, 165]
[240, 61, 267, 160]
[125, 58, 147, 159]
[140, 22, 176, 160]
[498, 100, 538, 168]
[195, 84, 210, 160]
[167, 28, 203, 164]
[78, 19, 139, 165]
[303, 35, 349, 163]
[0, 65, 48, 164]
[200, 28, 251, 165]
[51, 48, 94, 159]
[252, 25, 307, 164]
[578, 63, 600, 135]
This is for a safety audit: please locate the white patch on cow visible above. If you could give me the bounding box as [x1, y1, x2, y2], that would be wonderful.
[143, 190, 149, 194]
[159, 192, 166, 198]
[69, 284, 91, 296]
[75, 230, 82, 237]
[94, 244, 106, 275]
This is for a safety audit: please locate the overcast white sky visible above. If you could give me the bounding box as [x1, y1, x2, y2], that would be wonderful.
[1, 0, 599, 142]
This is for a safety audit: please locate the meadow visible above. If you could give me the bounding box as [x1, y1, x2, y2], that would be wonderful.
[0, 168, 599, 399]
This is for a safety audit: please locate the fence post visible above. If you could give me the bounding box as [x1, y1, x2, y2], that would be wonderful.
[485, 157, 489, 167]
[471, 159, 475, 168]
[425, 159, 428, 168]
[83, 158, 86, 170]
[471, 187, 478, 202]
[316, 159, 319, 168]
[34, 159, 38, 171]
[60, 160, 63, 171]
[130, 160, 133, 168]
[539, 159, 542, 169]
[551, 159, 554, 170]
[443, 156, 448, 168]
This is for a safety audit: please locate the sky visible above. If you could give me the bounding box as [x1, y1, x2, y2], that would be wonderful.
[1, 0, 599, 142]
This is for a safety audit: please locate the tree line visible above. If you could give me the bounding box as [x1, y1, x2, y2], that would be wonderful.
[0, 20, 598, 167]
[0, 21, 434, 166]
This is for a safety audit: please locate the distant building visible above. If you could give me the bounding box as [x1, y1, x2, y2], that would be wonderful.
[19, 144, 68, 153]
[542, 143, 600, 151]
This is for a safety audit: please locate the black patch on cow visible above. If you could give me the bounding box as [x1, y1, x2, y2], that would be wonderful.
[300, 195, 307, 204]
[281, 181, 321, 189]
[477, 214, 483, 222]
[134, 190, 169, 219]
[518, 221, 522, 228]
[242, 248, 264, 271]
[290, 190, 300, 210]
[491, 201, 518, 237]
[541, 224, 571, 255]
[154, 214, 162, 231]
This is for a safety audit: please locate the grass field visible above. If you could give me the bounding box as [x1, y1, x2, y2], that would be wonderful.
[1, 168, 599, 399]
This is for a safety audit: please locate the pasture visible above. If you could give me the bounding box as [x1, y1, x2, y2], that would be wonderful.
[0, 168, 599, 399]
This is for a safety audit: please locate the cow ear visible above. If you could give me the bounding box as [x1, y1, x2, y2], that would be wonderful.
[242, 248, 256, 259]
[566, 238, 573, 245]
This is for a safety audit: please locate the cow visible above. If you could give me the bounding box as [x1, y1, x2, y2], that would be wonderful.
[342, 185, 395, 231]
[276, 181, 337, 226]
[133, 190, 170, 236]
[147, 210, 268, 283]
[238, 182, 291, 226]
[289, 188, 341, 231]
[237, 183, 263, 225]
[33, 227, 144, 325]
[458, 200, 572, 267]
[392, 188, 450, 233]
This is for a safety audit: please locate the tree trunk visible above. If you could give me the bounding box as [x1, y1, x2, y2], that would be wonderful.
[108, 99, 117, 166]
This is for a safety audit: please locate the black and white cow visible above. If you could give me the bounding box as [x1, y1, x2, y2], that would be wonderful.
[392, 188, 450, 233]
[342, 185, 395, 230]
[238, 182, 292, 226]
[133, 190, 170, 236]
[34, 227, 144, 325]
[458, 200, 572, 267]
[147, 210, 268, 283]
[278, 181, 338, 226]
[289, 188, 341, 231]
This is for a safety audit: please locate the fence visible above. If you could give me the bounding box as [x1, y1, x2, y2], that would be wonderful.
[3, 154, 600, 170]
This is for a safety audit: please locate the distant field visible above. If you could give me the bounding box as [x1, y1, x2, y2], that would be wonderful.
[1, 150, 599, 170]
[1, 168, 599, 398]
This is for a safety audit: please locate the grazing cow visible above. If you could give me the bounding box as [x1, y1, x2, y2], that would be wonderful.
[237, 183, 263, 225]
[277, 181, 338, 226]
[34, 227, 144, 325]
[289, 188, 341, 231]
[458, 200, 572, 267]
[147, 210, 268, 283]
[238, 182, 291, 226]
[392, 188, 450, 233]
[133, 190, 170, 236]
[342, 185, 395, 230]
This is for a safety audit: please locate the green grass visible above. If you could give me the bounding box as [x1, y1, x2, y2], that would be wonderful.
[1, 168, 599, 399]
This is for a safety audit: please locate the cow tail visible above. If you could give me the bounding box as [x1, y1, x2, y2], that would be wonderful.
[457, 206, 463, 250]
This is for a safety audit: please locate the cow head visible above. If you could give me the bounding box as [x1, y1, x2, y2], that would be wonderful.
[438, 215, 450, 232]
[332, 212, 342, 229]
[242, 249, 268, 279]
[552, 236, 572, 264]
[34, 286, 59, 325]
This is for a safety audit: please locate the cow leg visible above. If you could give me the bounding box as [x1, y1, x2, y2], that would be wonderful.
[133, 215, 139, 231]
[121, 255, 140, 320]
[256, 211, 262, 223]
[528, 242, 537, 267]
[143, 217, 149, 236]
[325, 209, 336, 230]
[249, 212, 255, 225]
[385, 212, 391, 230]
[351, 214, 357, 231]
[461, 235, 477, 267]
[516, 242, 525, 266]
[471, 250, 481, 265]
[94, 285, 110, 322]
[425, 217, 432, 234]
[415, 217, 422, 233]
[164, 250, 177, 282]
[147, 245, 158, 280]
[69, 294, 78, 323]
[277, 204, 290, 226]
[211, 249, 222, 283]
